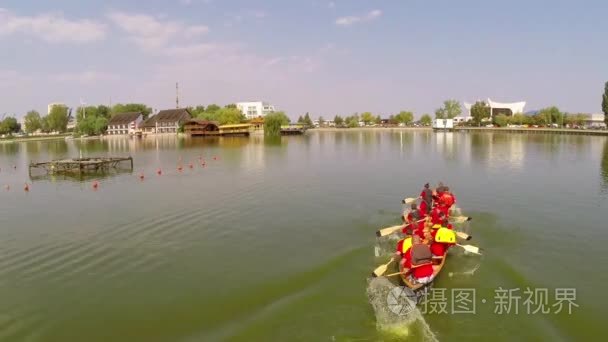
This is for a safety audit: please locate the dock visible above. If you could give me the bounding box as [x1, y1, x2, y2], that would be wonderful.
[453, 127, 608, 136]
[280, 124, 306, 135]
[29, 157, 133, 175]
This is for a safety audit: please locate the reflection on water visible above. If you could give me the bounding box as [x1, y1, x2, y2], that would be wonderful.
[602, 139, 608, 194]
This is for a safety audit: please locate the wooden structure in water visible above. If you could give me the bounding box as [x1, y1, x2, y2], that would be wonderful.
[184, 120, 252, 137]
[281, 124, 306, 135]
[29, 157, 133, 175]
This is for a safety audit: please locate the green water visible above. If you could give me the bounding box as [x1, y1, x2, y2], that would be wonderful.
[0, 131, 606, 341]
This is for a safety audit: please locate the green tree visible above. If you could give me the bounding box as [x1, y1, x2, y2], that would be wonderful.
[435, 99, 462, 119]
[111, 103, 152, 120]
[345, 114, 360, 128]
[420, 114, 432, 126]
[297, 115, 304, 124]
[303, 112, 313, 127]
[264, 111, 290, 136]
[470, 101, 491, 126]
[375, 115, 382, 124]
[538, 106, 562, 126]
[24, 110, 42, 133]
[0, 116, 20, 134]
[494, 114, 509, 127]
[46, 105, 69, 132]
[215, 107, 246, 125]
[318, 116, 325, 127]
[190, 105, 206, 117]
[224, 103, 237, 109]
[205, 104, 221, 113]
[361, 112, 374, 125]
[395, 111, 414, 125]
[334, 115, 344, 127]
[512, 113, 527, 126]
[602, 81, 608, 125]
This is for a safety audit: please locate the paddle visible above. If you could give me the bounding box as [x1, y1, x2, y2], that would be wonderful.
[384, 270, 409, 278]
[402, 197, 419, 205]
[456, 244, 483, 255]
[371, 257, 395, 278]
[375, 216, 473, 238]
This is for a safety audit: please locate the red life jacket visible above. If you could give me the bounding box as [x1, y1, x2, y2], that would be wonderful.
[412, 263, 433, 278]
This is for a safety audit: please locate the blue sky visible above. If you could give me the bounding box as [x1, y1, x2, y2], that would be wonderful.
[1, 0, 607, 119]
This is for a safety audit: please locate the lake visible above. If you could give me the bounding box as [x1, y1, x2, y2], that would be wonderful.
[1, 130, 607, 341]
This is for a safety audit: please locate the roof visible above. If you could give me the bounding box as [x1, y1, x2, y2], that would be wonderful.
[108, 112, 142, 125]
[141, 108, 192, 127]
[219, 124, 252, 129]
[184, 119, 219, 126]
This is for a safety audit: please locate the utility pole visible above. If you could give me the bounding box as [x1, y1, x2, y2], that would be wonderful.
[176, 82, 179, 109]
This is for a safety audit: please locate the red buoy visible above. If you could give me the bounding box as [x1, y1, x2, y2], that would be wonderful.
[189, 163, 194, 169]
[157, 168, 162, 175]
[92, 181, 99, 190]
[139, 172, 145, 180]
[24, 183, 29, 192]
[177, 166, 183, 172]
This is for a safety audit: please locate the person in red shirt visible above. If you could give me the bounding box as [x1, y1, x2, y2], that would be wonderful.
[430, 226, 456, 257]
[401, 204, 424, 234]
[408, 235, 434, 284]
[437, 187, 456, 217]
[395, 237, 413, 269]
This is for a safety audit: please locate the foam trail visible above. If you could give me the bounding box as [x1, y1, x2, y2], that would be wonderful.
[366, 277, 438, 341]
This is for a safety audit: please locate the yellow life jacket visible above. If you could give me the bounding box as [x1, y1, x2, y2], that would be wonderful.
[435, 227, 456, 244]
[399, 237, 412, 253]
[432, 224, 442, 230]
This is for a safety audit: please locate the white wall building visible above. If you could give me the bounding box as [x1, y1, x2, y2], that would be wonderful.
[236, 101, 276, 119]
[463, 99, 526, 117]
[586, 114, 607, 129]
[107, 112, 143, 135]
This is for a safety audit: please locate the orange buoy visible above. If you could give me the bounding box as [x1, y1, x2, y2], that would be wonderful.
[24, 183, 29, 192]
[157, 168, 162, 175]
[92, 181, 99, 190]
[189, 163, 194, 169]
[139, 172, 145, 180]
[177, 166, 183, 172]
[213, 156, 217, 160]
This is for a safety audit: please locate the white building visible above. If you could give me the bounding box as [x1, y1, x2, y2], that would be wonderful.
[463, 98, 526, 117]
[586, 114, 607, 129]
[107, 112, 143, 135]
[453, 116, 473, 124]
[47, 102, 66, 114]
[236, 101, 276, 119]
[433, 118, 454, 129]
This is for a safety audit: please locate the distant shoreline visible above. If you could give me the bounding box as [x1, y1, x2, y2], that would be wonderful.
[0, 134, 71, 143]
[310, 127, 431, 132]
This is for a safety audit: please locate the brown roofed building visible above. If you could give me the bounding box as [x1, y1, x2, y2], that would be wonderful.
[107, 112, 143, 135]
[183, 119, 220, 136]
[141, 108, 192, 134]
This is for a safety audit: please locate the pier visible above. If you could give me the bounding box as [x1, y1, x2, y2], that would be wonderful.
[29, 157, 133, 175]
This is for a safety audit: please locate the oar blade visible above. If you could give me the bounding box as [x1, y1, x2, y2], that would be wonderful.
[458, 244, 482, 255]
[455, 231, 472, 241]
[451, 216, 472, 224]
[371, 258, 394, 277]
[376, 225, 402, 237]
[402, 197, 417, 205]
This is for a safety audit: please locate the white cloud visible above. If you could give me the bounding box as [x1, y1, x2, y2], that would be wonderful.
[335, 9, 382, 26]
[0, 8, 106, 43]
[107, 11, 208, 50]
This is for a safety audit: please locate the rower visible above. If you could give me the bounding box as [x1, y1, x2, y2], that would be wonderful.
[401, 203, 423, 235]
[440, 186, 456, 216]
[419, 183, 433, 216]
[395, 236, 413, 270]
[409, 235, 435, 284]
[430, 227, 457, 257]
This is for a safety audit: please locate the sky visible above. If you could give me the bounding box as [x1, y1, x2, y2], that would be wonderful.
[1, 0, 607, 120]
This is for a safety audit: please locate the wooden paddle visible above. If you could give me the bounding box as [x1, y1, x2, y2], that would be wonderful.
[384, 270, 409, 278]
[371, 257, 395, 277]
[402, 197, 419, 205]
[375, 216, 473, 238]
[456, 244, 483, 255]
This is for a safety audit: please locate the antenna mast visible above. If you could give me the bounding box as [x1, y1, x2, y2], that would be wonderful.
[176, 82, 179, 109]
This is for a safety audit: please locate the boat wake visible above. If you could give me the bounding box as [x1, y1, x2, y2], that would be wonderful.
[366, 277, 438, 341]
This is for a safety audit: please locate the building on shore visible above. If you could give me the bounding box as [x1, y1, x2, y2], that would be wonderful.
[453, 116, 473, 125]
[236, 101, 276, 120]
[464, 99, 526, 118]
[141, 108, 192, 134]
[585, 114, 607, 129]
[183, 120, 253, 136]
[107, 112, 143, 135]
